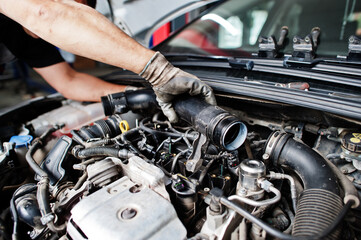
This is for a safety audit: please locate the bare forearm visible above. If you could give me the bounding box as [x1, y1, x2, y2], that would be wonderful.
[0, 0, 154, 74]
[35, 62, 127, 102]
[57, 72, 127, 102]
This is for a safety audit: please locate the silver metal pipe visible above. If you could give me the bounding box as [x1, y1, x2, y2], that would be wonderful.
[267, 171, 297, 212]
[229, 185, 281, 207]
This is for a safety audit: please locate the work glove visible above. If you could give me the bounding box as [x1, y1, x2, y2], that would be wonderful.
[140, 52, 216, 123]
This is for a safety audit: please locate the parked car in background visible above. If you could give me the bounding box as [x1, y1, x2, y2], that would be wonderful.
[1, 0, 361, 239]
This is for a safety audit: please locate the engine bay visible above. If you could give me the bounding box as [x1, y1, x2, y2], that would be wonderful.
[0, 89, 360, 240]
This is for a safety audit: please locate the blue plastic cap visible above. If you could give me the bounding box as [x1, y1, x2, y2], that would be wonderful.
[9, 135, 33, 149]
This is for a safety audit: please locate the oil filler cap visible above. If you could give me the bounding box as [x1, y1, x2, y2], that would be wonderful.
[341, 132, 361, 153]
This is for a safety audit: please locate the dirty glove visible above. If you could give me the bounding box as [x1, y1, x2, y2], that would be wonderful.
[140, 52, 216, 123]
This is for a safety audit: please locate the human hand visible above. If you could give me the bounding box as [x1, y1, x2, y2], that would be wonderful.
[140, 52, 216, 122]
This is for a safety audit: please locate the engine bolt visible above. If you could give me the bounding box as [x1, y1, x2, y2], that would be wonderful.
[121, 208, 137, 220]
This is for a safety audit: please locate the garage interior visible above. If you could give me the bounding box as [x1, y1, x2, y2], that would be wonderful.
[0, 58, 117, 111]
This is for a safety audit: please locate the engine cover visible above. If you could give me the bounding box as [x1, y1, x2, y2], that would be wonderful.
[67, 176, 186, 240]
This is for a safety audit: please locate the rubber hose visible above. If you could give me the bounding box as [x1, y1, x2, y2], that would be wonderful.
[173, 97, 247, 151]
[75, 147, 133, 159]
[76, 116, 122, 141]
[102, 89, 247, 151]
[75, 147, 120, 159]
[292, 189, 343, 239]
[265, 132, 342, 238]
[24, 126, 66, 233]
[25, 141, 48, 178]
[267, 132, 340, 194]
[101, 89, 159, 115]
[37, 178, 52, 217]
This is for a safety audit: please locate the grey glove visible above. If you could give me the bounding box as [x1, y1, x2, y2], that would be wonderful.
[140, 52, 216, 123]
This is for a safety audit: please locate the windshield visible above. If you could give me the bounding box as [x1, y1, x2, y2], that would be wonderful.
[157, 0, 361, 58]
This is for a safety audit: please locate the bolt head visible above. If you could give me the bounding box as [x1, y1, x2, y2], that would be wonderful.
[121, 208, 137, 220]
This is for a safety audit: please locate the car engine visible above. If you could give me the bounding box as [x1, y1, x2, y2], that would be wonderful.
[0, 89, 360, 240]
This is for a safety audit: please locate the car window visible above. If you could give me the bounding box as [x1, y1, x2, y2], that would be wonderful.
[158, 0, 361, 58]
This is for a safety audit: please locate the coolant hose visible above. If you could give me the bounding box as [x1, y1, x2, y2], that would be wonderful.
[265, 132, 343, 239]
[25, 126, 66, 233]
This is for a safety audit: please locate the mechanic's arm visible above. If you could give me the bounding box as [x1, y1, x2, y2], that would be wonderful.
[0, 0, 152, 73]
[34, 62, 126, 102]
[0, 0, 216, 122]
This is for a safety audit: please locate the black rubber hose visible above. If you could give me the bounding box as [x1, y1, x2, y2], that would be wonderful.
[265, 132, 343, 239]
[24, 125, 66, 233]
[173, 97, 247, 151]
[26, 141, 48, 178]
[101, 89, 159, 115]
[74, 116, 122, 142]
[75, 147, 119, 158]
[292, 189, 343, 239]
[25, 126, 61, 178]
[73, 147, 133, 159]
[101, 90, 247, 151]
[36, 178, 52, 219]
[266, 132, 340, 194]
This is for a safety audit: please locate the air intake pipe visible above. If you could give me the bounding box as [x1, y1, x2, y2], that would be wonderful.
[101, 89, 247, 151]
[265, 131, 342, 239]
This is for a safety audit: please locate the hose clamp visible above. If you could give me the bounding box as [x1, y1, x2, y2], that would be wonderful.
[264, 131, 291, 164]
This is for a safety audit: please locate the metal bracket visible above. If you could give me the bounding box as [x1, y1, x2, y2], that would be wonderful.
[258, 26, 288, 58]
[186, 133, 208, 172]
[284, 122, 305, 140]
[289, 27, 321, 62]
[347, 35, 361, 61]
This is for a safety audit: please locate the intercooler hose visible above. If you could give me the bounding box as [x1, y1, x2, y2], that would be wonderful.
[264, 131, 343, 239]
[101, 89, 247, 151]
[173, 97, 247, 151]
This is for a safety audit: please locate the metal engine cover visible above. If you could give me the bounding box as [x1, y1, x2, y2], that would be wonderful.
[67, 176, 186, 240]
